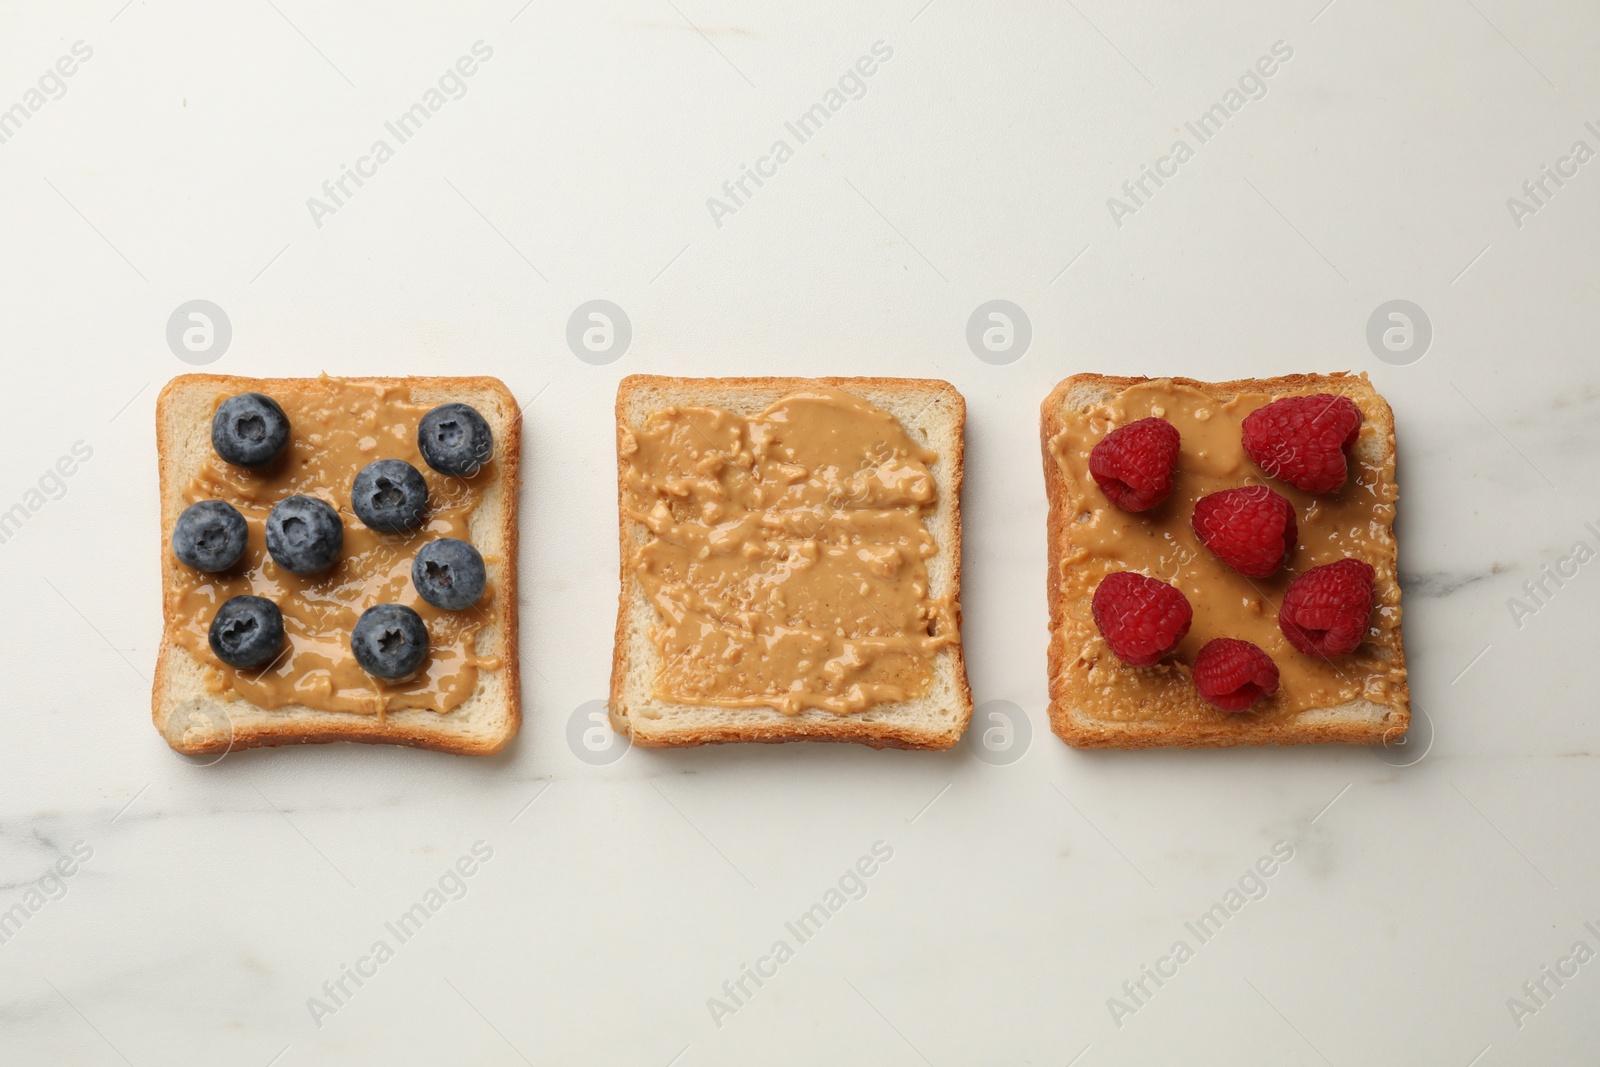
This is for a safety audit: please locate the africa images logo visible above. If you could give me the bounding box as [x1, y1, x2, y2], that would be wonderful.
[0, 41, 93, 148]
[1105, 841, 1295, 1028]
[305, 42, 495, 228]
[1104, 41, 1293, 228]
[706, 841, 894, 1028]
[305, 841, 495, 1028]
[1504, 120, 1600, 230]
[705, 41, 894, 229]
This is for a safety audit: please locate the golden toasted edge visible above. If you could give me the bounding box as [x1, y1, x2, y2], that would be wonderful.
[152, 373, 522, 756]
[1040, 372, 1409, 749]
[609, 374, 971, 750]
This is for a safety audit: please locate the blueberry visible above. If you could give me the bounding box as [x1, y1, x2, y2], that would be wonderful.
[351, 603, 429, 680]
[412, 538, 486, 610]
[172, 500, 248, 572]
[351, 459, 429, 533]
[212, 393, 290, 468]
[417, 403, 493, 477]
[208, 595, 284, 670]
[265, 495, 343, 574]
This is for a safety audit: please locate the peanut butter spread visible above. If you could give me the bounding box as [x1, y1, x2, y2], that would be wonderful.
[620, 388, 957, 715]
[169, 380, 500, 715]
[1049, 380, 1404, 722]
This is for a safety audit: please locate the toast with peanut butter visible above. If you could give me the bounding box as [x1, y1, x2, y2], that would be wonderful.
[610, 375, 971, 749]
[1041, 373, 1408, 748]
[153, 374, 520, 756]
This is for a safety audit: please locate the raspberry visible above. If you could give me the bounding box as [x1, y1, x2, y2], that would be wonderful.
[1092, 571, 1192, 667]
[1193, 638, 1280, 711]
[1278, 558, 1375, 658]
[1089, 417, 1180, 512]
[1241, 394, 1363, 494]
[1191, 485, 1298, 578]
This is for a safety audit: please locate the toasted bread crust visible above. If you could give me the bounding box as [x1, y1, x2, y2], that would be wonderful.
[610, 374, 972, 749]
[153, 373, 521, 756]
[1041, 372, 1409, 749]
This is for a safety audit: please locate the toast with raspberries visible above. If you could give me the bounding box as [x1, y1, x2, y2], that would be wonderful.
[1041, 373, 1408, 748]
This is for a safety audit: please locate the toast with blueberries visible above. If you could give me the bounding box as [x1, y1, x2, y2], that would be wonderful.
[153, 374, 520, 756]
[1040, 373, 1409, 748]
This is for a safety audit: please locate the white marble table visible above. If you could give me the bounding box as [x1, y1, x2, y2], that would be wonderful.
[2, 1, 1596, 1063]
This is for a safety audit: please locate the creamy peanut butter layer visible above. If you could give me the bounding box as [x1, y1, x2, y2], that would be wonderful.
[169, 380, 500, 715]
[1049, 379, 1404, 723]
[620, 387, 957, 715]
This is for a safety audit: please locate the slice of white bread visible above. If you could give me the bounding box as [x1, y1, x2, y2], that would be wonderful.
[1041, 373, 1409, 748]
[610, 375, 972, 749]
[153, 374, 520, 756]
